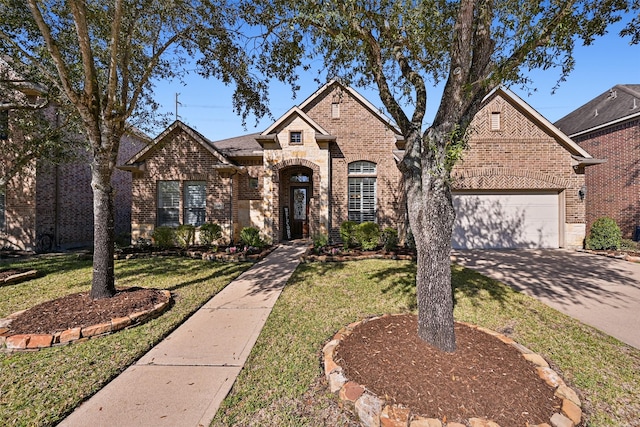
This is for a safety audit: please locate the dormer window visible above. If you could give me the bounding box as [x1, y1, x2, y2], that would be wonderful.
[289, 131, 302, 145]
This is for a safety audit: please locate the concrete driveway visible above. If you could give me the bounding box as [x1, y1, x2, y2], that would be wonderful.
[451, 249, 640, 349]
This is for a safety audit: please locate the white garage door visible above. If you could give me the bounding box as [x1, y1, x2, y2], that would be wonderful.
[452, 192, 560, 249]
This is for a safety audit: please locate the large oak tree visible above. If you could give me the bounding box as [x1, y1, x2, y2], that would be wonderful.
[0, 0, 301, 299]
[251, 0, 628, 351]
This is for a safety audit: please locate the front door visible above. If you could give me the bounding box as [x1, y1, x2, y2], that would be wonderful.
[290, 186, 309, 239]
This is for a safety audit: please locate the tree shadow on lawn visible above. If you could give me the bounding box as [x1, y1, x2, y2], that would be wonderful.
[367, 261, 512, 312]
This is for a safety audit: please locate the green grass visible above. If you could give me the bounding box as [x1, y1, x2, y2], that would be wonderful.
[0, 254, 251, 426]
[212, 260, 640, 427]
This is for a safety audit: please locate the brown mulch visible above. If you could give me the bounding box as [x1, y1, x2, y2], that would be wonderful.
[334, 314, 562, 426]
[7, 287, 168, 335]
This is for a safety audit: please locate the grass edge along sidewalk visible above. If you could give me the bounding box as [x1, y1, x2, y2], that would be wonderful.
[0, 254, 251, 426]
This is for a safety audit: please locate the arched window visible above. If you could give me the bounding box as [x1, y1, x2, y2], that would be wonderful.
[348, 161, 377, 223]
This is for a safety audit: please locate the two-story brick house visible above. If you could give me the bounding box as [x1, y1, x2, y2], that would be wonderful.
[0, 129, 148, 251]
[555, 84, 640, 240]
[123, 81, 597, 249]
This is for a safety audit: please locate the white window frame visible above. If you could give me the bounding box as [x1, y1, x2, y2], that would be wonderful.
[348, 161, 377, 223]
[184, 181, 206, 226]
[157, 180, 180, 227]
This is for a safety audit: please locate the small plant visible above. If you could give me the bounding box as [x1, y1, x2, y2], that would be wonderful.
[355, 222, 381, 251]
[151, 226, 175, 249]
[381, 228, 399, 252]
[312, 233, 329, 254]
[586, 217, 622, 250]
[240, 227, 265, 249]
[340, 221, 357, 249]
[175, 224, 196, 249]
[199, 222, 223, 248]
[621, 239, 640, 251]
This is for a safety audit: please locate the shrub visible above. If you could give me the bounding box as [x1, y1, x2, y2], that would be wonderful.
[152, 226, 175, 249]
[587, 217, 622, 250]
[381, 228, 399, 252]
[175, 224, 196, 249]
[240, 227, 265, 248]
[621, 239, 640, 251]
[199, 222, 223, 247]
[355, 222, 381, 251]
[339, 221, 357, 249]
[312, 233, 329, 254]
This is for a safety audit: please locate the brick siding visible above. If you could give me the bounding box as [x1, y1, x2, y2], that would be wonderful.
[574, 118, 640, 239]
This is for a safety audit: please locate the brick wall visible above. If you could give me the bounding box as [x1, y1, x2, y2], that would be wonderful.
[302, 85, 405, 242]
[574, 119, 640, 239]
[131, 128, 233, 242]
[453, 94, 586, 229]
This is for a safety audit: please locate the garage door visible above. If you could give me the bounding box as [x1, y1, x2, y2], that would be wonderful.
[452, 192, 559, 249]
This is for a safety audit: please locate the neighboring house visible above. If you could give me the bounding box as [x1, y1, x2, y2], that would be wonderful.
[0, 127, 148, 251]
[555, 84, 640, 240]
[123, 81, 597, 249]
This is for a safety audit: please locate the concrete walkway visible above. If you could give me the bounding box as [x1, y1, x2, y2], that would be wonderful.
[452, 249, 640, 349]
[59, 242, 307, 427]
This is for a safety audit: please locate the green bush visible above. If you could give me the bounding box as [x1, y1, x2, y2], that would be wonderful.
[339, 221, 357, 249]
[152, 226, 175, 249]
[240, 227, 265, 248]
[199, 222, 223, 247]
[621, 239, 640, 251]
[587, 217, 622, 250]
[312, 233, 329, 254]
[175, 224, 196, 249]
[354, 222, 381, 251]
[381, 228, 399, 252]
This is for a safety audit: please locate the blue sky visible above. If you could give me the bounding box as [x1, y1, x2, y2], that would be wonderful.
[151, 19, 640, 141]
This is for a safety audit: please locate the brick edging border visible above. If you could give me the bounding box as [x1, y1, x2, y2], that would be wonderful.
[0, 290, 172, 352]
[323, 314, 582, 427]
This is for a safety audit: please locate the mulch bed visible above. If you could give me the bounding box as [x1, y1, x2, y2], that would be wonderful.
[6, 287, 167, 335]
[334, 314, 561, 426]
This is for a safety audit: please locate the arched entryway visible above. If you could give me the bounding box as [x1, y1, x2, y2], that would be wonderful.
[271, 159, 321, 242]
[280, 166, 313, 240]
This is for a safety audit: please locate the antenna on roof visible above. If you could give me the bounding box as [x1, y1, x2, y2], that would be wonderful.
[175, 93, 181, 121]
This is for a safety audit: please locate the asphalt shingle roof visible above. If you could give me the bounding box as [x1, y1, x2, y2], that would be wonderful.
[554, 84, 640, 136]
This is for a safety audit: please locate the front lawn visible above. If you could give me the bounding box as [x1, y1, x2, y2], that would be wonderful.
[0, 254, 251, 426]
[212, 259, 640, 427]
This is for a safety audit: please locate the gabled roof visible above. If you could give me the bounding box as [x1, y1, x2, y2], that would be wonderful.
[554, 84, 640, 137]
[212, 133, 263, 158]
[121, 120, 233, 169]
[260, 106, 332, 138]
[487, 86, 593, 159]
[299, 80, 403, 137]
[260, 80, 403, 142]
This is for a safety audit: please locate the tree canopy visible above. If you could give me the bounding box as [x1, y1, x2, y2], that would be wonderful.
[249, 0, 628, 351]
[0, 0, 301, 298]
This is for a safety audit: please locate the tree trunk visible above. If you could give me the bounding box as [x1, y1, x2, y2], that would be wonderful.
[404, 128, 457, 352]
[89, 144, 117, 299]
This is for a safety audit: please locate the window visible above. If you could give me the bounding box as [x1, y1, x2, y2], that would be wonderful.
[0, 188, 5, 231]
[184, 181, 206, 226]
[157, 181, 180, 227]
[0, 110, 8, 140]
[289, 131, 302, 145]
[290, 173, 310, 183]
[249, 177, 259, 190]
[331, 102, 340, 119]
[348, 161, 377, 223]
[490, 111, 501, 131]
